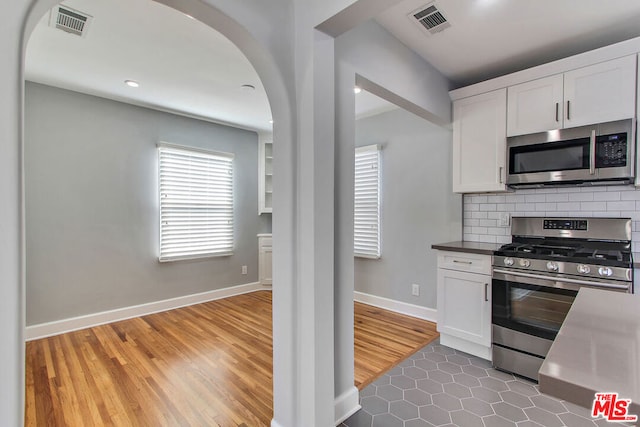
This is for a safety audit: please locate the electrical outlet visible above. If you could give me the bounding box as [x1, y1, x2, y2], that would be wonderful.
[499, 212, 511, 227]
[242, 265, 247, 275]
[411, 284, 420, 296]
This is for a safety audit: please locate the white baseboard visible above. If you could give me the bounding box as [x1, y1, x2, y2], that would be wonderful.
[335, 386, 360, 426]
[26, 282, 269, 341]
[439, 334, 492, 361]
[354, 291, 437, 322]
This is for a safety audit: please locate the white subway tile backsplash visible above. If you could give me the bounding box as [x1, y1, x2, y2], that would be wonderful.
[479, 203, 497, 211]
[607, 201, 636, 211]
[463, 185, 640, 248]
[621, 191, 640, 200]
[580, 201, 607, 211]
[536, 202, 556, 211]
[525, 194, 546, 203]
[471, 211, 488, 219]
[515, 203, 536, 212]
[545, 193, 569, 202]
[487, 195, 506, 203]
[596, 192, 621, 201]
[597, 211, 622, 218]
[487, 227, 507, 236]
[556, 202, 580, 211]
[569, 192, 594, 202]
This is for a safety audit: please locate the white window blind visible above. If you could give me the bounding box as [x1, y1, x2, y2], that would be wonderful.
[354, 144, 381, 259]
[158, 144, 234, 262]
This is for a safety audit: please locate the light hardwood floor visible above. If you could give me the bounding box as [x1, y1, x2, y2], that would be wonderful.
[25, 291, 438, 426]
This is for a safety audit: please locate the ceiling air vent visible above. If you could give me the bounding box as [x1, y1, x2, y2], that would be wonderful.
[49, 5, 93, 37]
[411, 3, 450, 35]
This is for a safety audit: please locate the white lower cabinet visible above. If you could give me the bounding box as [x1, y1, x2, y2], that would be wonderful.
[436, 251, 492, 360]
[258, 234, 272, 286]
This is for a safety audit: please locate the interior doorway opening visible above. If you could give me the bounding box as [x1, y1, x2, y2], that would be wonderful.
[22, 0, 278, 424]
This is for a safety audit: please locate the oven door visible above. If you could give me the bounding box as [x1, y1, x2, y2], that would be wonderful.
[492, 270, 578, 341]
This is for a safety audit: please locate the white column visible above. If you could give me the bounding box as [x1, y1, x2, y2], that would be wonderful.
[0, 4, 26, 425]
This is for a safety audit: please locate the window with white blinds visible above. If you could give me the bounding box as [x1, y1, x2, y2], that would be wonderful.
[158, 144, 234, 262]
[354, 144, 381, 259]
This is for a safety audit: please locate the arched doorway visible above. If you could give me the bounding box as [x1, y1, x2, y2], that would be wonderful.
[19, 0, 296, 425]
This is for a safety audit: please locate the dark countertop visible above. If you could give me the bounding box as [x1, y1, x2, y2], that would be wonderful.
[539, 288, 640, 416]
[431, 241, 501, 256]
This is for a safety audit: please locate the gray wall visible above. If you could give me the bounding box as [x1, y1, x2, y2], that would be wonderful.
[354, 107, 461, 309]
[333, 19, 455, 399]
[25, 82, 263, 325]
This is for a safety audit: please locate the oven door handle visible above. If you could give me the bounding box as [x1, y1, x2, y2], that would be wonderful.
[493, 269, 631, 291]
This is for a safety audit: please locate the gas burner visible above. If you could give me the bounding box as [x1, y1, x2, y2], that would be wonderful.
[574, 249, 624, 262]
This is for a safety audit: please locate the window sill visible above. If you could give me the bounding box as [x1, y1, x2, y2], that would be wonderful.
[159, 251, 234, 263]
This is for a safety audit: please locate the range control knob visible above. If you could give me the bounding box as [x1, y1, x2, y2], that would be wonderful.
[577, 264, 591, 274]
[598, 267, 613, 277]
[503, 257, 514, 266]
[519, 259, 531, 268]
[546, 261, 559, 272]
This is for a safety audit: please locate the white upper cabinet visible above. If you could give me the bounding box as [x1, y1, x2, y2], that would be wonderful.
[507, 75, 563, 136]
[453, 88, 507, 193]
[563, 55, 637, 128]
[507, 55, 637, 136]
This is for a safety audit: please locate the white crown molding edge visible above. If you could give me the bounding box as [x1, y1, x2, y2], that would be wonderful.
[354, 291, 437, 323]
[25, 282, 271, 341]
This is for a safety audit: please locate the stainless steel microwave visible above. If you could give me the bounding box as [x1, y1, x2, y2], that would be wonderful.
[506, 119, 635, 187]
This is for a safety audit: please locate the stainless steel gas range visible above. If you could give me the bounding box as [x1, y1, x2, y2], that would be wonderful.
[491, 217, 634, 381]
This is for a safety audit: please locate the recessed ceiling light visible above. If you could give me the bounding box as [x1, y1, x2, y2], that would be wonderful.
[241, 84, 256, 91]
[354, 86, 362, 94]
[125, 80, 139, 88]
[269, 120, 274, 124]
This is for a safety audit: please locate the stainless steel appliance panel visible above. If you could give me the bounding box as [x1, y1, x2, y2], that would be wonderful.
[506, 119, 634, 187]
[493, 345, 545, 382]
[510, 216, 631, 241]
[493, 325, 553, 358]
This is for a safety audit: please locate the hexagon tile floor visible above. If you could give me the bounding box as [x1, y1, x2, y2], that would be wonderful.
[341, 338, 636, 427]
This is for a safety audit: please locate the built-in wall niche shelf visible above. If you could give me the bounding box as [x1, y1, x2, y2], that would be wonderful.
[259, 135, 273, 214]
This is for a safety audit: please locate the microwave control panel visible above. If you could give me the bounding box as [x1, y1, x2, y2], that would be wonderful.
[596, 133, 627, 168]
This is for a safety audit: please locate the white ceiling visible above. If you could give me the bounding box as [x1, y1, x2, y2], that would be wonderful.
[26, 0, 640, 131]
[377, 0, 640, 88]
[26, 0, 273, 132]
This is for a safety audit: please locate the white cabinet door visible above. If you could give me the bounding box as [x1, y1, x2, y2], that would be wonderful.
[563, 55, 636, 128]
[258, 235, 272, 285]
[452, 88, 507, 193]
[437, 268, 491, 347]
[507, 74, 564, 136]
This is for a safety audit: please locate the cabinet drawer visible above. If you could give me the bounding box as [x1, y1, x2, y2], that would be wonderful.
[258, 235, 272, 249]
[437, 251, 492, 275]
